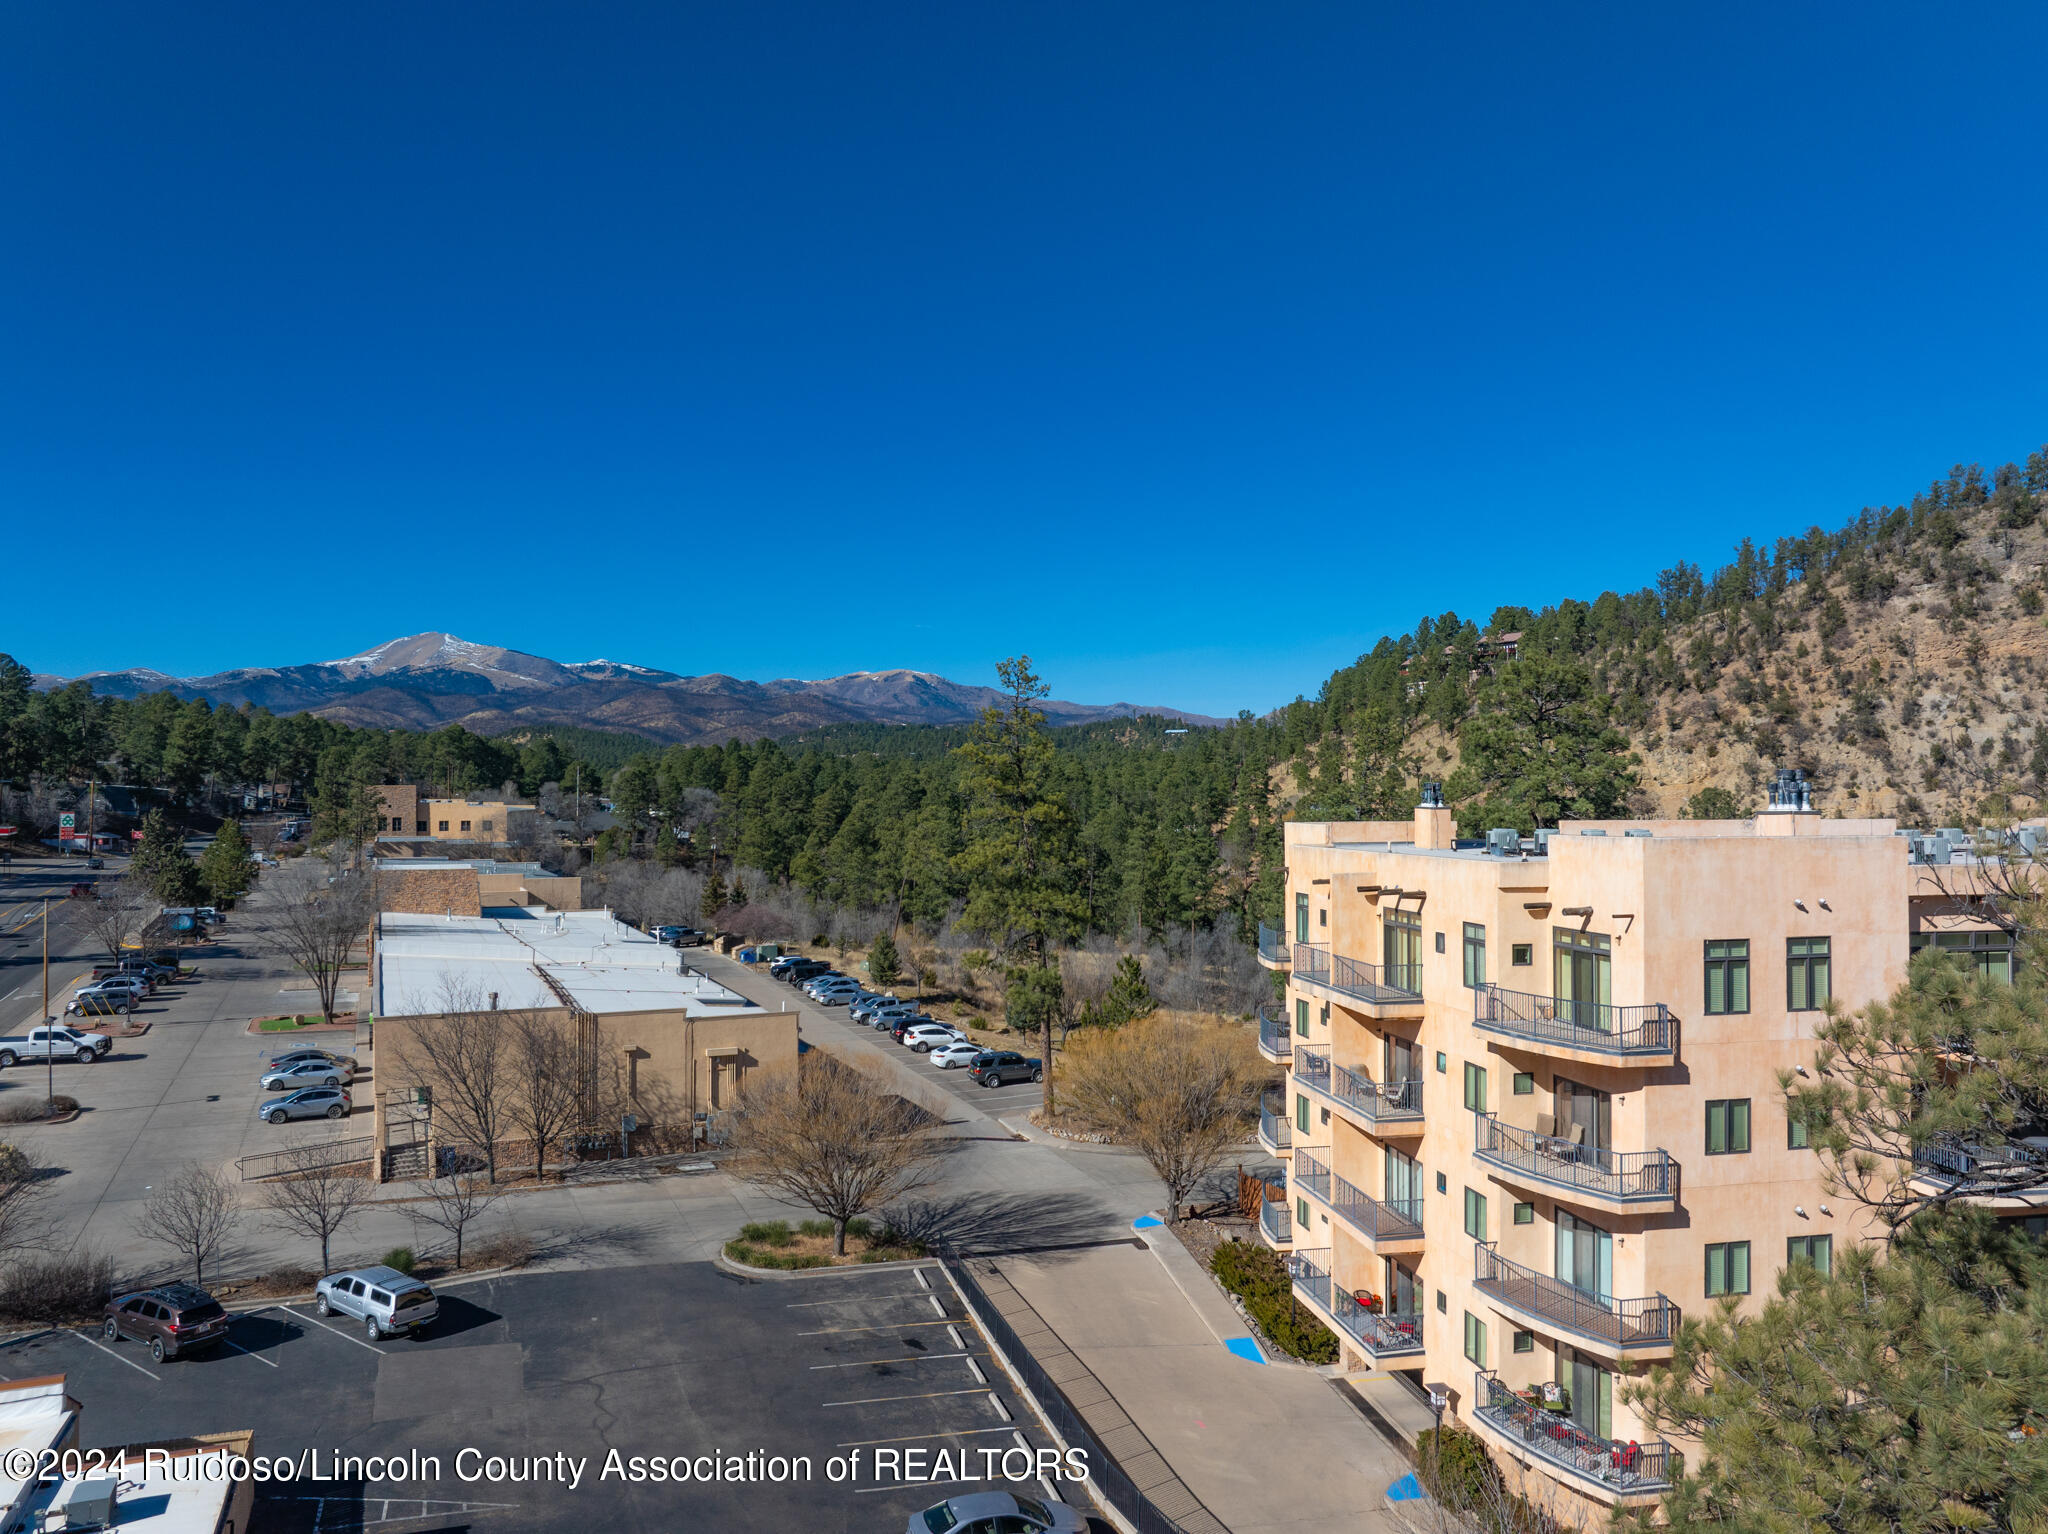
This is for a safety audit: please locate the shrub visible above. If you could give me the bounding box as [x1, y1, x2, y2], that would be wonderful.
[0, 1251, 115, 1323]
[738, 1221, 795, 1247]
[1418, 1424, 1496, 1508]
[724, 1239, 830, 1270]
[381, 1247, 416, 1275]
[467, 1230, 534, 1270]
[48, 1097, 76, 1115]
[247, 1266, 316, 1297]
[797, 1219, 835, 1239]
[0, 1101, 49, 1124]
[1208, 1240, 1338, 1364]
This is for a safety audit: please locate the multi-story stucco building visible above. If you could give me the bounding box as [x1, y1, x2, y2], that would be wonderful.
[1251, 772, 2010, 1520]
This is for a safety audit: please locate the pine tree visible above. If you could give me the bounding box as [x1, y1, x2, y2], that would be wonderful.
[700, 874, 727, 923]
[197, 819, 254, 904]
[131, 810, 202, 904]
[868, 930, 902, 988]
[1081, 955, 1157, 1028]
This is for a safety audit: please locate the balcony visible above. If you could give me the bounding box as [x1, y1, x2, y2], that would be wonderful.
[1257, 1001, 1294, 1064]
[1472, 984, 1676, 1063]
[1330, 1289, 1425, 1361]
[1473, 1113, 1678, 1213]
[1913, 1137, 2048, 1199]
[1258, 1099, 1292, 1155]
[1295, 1150, 1425, 1252]
[1473, 1245, 1677, 1359]
[1287, 1247, 1333, 1312]
[1295, 1047, 1424, 1137]
[1258, 923, 1293, 968]
[1294, 947, 1424, 1019]
[1471, 1371, 1677, 1500]
[1259, 1194, 1293, 1249]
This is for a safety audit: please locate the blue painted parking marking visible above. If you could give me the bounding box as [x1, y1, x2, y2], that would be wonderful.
[1224, 1336, 1266, 1365]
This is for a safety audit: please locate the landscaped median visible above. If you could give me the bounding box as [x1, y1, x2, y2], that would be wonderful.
[722, 1219, 927, 1270]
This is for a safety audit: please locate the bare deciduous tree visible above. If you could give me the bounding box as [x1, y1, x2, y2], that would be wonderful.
[0, 1144, 55, 1261]
[1057, 1012, 1261, 1216]
[258, 1146, 375, 1273]
[728, 1056, 941, 1255]
[137, 1162, 240, 1287]
[247, 853, 380, 1025]
[412, 1174, 502, 1269]
[504, 1012, 586, 1183]
[79, 876, 159, 962]
[392, 982, 514, 1183]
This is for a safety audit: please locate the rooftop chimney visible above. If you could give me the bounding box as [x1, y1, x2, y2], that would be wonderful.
[1764, 767, 1815, 814]
[1418, 781, 1444, 809]
[1414, 781, 1454, 849]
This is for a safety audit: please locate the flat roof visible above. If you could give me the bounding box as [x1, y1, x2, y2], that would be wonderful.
[375, 910, 761, 1019]
[23, 1444, 241, 1534]
[0, 1377, 79, 1521]
[372, 858, 555, 876]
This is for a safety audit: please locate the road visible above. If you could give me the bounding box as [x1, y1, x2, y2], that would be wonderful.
[0, 853, 125, 1027]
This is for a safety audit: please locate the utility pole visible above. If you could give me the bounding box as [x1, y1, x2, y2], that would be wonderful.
[42, 900, 52, 1108]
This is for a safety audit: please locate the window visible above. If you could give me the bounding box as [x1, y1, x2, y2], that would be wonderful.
[1464, 1188, 1488, 1241]
[1513, 1329, 1534, 1353]
[1435, 1171, 1447, 1194]
[1787, 937, 1832, 1011]
[1912, 930, 2015, 985]
[1512, 1071, 1534, 1095]
[1295, 893, 1309, 944]
[1705, 1241, 1751, 1296]
[1436, 1289, 1447, 1314]
[1296, 1094, 1310, 1134]
[1513, 1201, 1534, 1225]
[480, 819, 493, 832]
[1295, 999, 1309, 1038]
[1463, 923, 1487, 988]
[1297, 1197, 1309, 1229]
[1463, 1311, 1488, 1366]
[1319, 907, 1327, 928]
[460, 820, 472, 832]
[1706, 1099, 1751, 1155]
[1463, 1062, 1488, 1112]
[1511, 943, 1533, 966]
[1383, 909, 1422, 989]
[437, 820, 449, 832]
[1788, 1108, 1809, 1149]
[1435, 931, 1445, 954]
[1787, 1235, 1833, 1275]
[1435, 1051, 1447, 1073]
[1554, 928, 1613, 1028]
[1704, 939, 1750, 1015]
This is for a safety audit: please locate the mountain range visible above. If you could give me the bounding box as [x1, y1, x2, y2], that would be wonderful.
[30, 632, 1226, 745]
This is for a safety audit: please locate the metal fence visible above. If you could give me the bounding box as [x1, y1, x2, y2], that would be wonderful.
[943, 1253, 1214, 1534]
[1473, 1112, 1677, 1203]
[1256, 1001, 1293, 1058]
[1473, 1244, 1679, 1349]
[1473, 983, 1675, 1056]
[1473, 1370, 1678, 1492]
[1328, 951, 1423, 1003]
[1260, 1196, 1292, 1245]
[1257, 923, 1292, 964]
[1258, 1101, 1292, 1153]
[236, 1135, 374, 1182]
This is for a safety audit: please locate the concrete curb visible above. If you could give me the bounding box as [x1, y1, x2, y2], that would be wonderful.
[713, 1248, 939, 1282]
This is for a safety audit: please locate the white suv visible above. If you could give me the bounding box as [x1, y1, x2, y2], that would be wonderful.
[902, 1023, 967, 1053]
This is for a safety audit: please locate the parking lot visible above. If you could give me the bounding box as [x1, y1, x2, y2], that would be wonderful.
[0, 1261, 1099, 1534]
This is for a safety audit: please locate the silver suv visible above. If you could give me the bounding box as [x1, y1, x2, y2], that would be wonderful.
[314, 1265, 438, 1341]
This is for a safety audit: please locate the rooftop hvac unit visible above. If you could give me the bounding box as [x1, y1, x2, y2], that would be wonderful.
[1485, 828, 1520, 856]
[1914, 836, 1951, 865]
[1532, 830, 1553, 857]
[2016, 827, 2043, 855]
[58, 1479, 117, 1531]
[1624, 828, 1653, 838]
[1936, 827, 1969, 849]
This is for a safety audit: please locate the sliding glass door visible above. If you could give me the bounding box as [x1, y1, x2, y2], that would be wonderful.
[1556, 1210, 1613, 1301]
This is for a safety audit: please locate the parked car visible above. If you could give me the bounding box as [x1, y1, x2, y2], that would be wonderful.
[872, 1007, 926, 1032]
[260, 1059, 353, 1091]
[0, 1024, 112, 1066]
[96, 958, 174, 983]
[267, 1048, 356, 1072]
[887, 1014, 940, 1042]
[74, 978, 148, 1006]
[65, 993, 134, 1019]
[968, 1051, 1044, 1087]
[782, 961, 832, 984]
[848, 993, 900, 1021]
[929, 1041, 983, 1069]
[102, 1283, 229, 1364]
[801, 973, 850, 995]
[807, 978, 860, 1000]
[906, 1491, 1084, 1534]
[902, 1023, 967, 1053]
[315, 1264, 439, 1341]
[768, 955, 812, 979]
[257, 1086, 351, 1123]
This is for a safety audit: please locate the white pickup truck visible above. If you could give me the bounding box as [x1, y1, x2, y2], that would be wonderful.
[0, 1026, 112, 1067]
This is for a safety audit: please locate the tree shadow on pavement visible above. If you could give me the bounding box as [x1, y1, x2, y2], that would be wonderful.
[520, 1220, 661, 1267]
[885, 1191, 1130, 1259]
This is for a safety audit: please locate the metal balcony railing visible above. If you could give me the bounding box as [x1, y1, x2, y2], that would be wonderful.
[1257, 1001, 1293, 1059]
[1295, 1151, 1424, 1242]
[1287, 1248, 1331, 1311]
[1331, 1060, 1424, 1126]
[1330, 1290, 1425, 1358]
[1259, 1102, 1293, 1153]
[1260, 1196, 1292, 1245]
[1473, 1245, 1678, 1351]
[1472, 1371, 1678, 1493]
[1914, 1137, 2048, 1191]
[1293, 942, 1331, 981]
[1327, 951, 1423, 1003]
[1473, 984, 1675, 1056]
[1295, 1046, 1333, 1096]
[1258, 924, 1293, 964]
[1473, 1113, 1678, 1203]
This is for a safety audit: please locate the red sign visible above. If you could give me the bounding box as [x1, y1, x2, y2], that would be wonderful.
[0, 826, 15, 837]
[130, 830, 145, 841]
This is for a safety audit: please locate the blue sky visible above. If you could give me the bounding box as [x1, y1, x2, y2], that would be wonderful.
[6, 3, 2047, 716]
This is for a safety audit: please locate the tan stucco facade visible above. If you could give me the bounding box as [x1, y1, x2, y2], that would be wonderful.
[1263, 797, 1920, 1515]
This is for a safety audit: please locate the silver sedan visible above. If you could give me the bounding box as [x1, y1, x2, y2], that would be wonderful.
[260, 1060, 352, 1092]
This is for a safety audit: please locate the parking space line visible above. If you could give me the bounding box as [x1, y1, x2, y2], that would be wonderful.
[71, 1331, 160, 1381]
[220, 1337, 279, 1369]
[279, 1305, 389, 1355]
[784, 1294, 928, 1308]
[821, 1387, 992, 1408]
[835, 1426, 1021, 1449]
[853, 1478, 988, 1496]
[796, 1319, 957, 1336]
[809, 1352, 970, 1370]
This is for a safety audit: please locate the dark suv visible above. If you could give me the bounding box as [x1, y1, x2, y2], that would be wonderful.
[103, 1283, 228, 1362]
[780, 960, 832, 984]
[968, 1051, 1043, 1087]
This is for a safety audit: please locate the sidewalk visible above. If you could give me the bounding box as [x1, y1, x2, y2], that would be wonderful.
[995, 1237, 1412, 1534]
